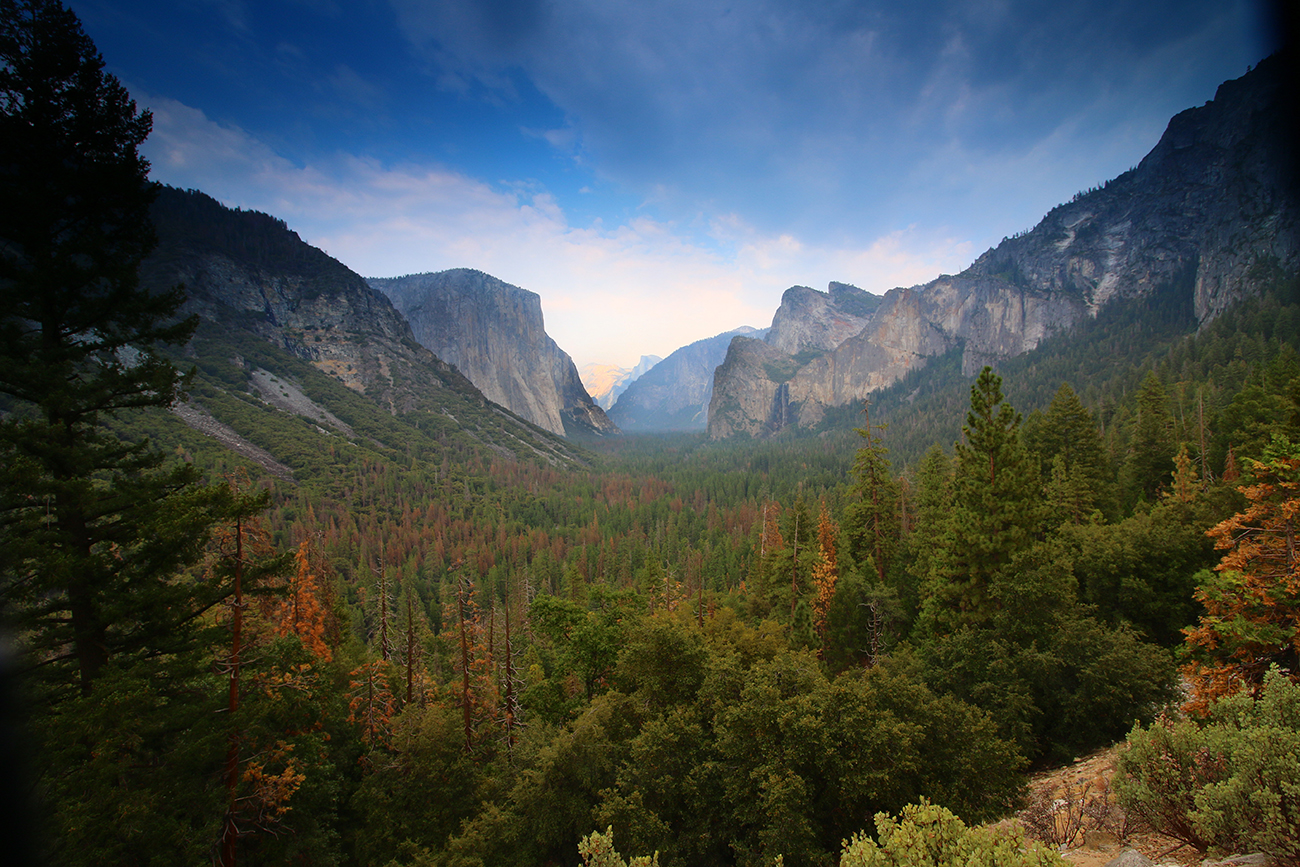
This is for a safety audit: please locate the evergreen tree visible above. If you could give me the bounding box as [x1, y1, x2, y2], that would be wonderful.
[0, 0, 218, 696]
[845, 400, 900, 584]
[1183, 437, 1300, 712]
[919, 367, 1039, 633]
[1029, 382, 1112, 517]
[896, 445, 953, 619]
[769, 495, 816, 621]
[1043, 453, 1096, 526]
[1123, 371, 1175, 504]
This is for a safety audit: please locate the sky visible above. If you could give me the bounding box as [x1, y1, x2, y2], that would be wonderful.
[69, 0, 1280, 369]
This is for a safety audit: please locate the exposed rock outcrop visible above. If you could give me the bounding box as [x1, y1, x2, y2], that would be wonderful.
[767, 282, 882, 355]
[140, 187, 589, 470]
[370, 269, 618, 438]
[609, 326, 762, 432]
[708, 55, 1300, 439]
[142, 187, 467, 415]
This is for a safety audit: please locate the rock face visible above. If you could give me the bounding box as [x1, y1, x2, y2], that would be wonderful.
[609, 326, 763, 432]
[369, 269, 618, 438]
[708, 56, 1300, 439]
[767, 282, 882, 355]
[141, 187, 586, 469]
[581, 355, 662, 409]
[142, 187, 464, 414]
[707, 283, 885, 438]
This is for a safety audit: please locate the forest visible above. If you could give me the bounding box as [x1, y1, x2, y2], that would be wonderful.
[2, 3, 1299, 866]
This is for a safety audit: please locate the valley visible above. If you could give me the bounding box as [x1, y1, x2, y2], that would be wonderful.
[2, 5, 1298, 865]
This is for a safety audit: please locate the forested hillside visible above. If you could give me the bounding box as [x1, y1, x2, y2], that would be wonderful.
[15, 272, 1300, 864]
[3, 4, 1299, 867]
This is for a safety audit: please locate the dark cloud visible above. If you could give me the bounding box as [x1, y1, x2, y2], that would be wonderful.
[391, 0, 1269, 240]
[72, 0, 1275, 254]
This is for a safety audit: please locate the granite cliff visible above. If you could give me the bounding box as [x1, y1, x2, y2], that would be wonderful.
[145, 188, 457, 413]
[708, 55, 1300, 439]
[369, 269, 618, 438]
[609, 326, 763, 432]
[141, 187, 584, 467]
[766, 282, 882, 355]
[581, 355, 662, 410]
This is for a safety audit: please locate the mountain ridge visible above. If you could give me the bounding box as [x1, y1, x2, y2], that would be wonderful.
[707, 54, 1300, 439]
[369, 269, 619, 439]
[581, 355, 662, 409]
[609, 326, 764, 431]
[140, 187, 588, 469]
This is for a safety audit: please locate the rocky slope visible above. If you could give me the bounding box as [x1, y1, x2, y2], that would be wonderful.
[369, 269, 618, 439]
[609, 326, 763, 431]
[141, 187, 584, 466]
[708, 55, 1300, 439]
[145, 188, 455, 413]
[766, 282, 883, 355]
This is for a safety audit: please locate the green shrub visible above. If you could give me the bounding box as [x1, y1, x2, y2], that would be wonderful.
[1116, 669, 1300, 864]
[578, 827, 659, 867]
[839, 800, 1063, 867]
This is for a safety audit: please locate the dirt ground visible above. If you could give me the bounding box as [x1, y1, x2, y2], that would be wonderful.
[1017, 746, 1208, 867]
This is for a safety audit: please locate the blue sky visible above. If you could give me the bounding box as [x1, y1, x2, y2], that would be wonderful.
[70, 0, 1277, 367]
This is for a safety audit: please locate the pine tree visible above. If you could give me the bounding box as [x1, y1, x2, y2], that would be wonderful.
[0, 0, 219, 696]
[809, 545, 838, 654]
[209, 488, 295, 867]
[274, 540, 333, 661]
[1043, 453, 1095, 526]
[845, 400, 900, 584]
[1031, 382, 1112, 516]
[1123, 371, 1175, 504]
[897, 445, 953, 618]
[783, 496, 814, 619]
[920, 367, 1039, 633]
[1182, 437, 1300, 712]
[1168, 443, 1200, 505]
[347, 659, 396, 758]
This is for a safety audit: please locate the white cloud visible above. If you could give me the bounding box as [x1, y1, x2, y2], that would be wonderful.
[144, 96, 977, 368]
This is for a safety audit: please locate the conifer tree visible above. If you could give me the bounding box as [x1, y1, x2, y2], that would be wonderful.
[920, 367, 1038, 633]
[1168, 443, 1200, 505]
[1043, 453, 1095, 526]
[809, 551, 837, 645]
[1123, 371, 1175, 504]
[275, 540, 333, 661]
[1030, 382, 1112, 516]
[347, 659, 396, 757]
[1182, 438, 1300, 712]
[783, 496, 814, 618]
[896, 445, 952, 617]
[845, 400, 900, 584]
[209, 488, 296, 867]
[0, 0, 218, 696]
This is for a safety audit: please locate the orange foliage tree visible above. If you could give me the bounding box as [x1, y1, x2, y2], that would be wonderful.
[1182, 438, 1300, 713]
[273, 540, 333, 661]
[207, 477, 304, 866]
[811, 502, 840, 652]
[348, 659, 397, 759]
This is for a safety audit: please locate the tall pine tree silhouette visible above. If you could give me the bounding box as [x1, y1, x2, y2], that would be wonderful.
[0, 0, 219, 695]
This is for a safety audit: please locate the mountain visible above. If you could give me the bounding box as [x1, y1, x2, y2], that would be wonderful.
[708, 55, 1300, 439]
[766, 282, 883, 355]
[581, 355, 662, 409]
[140, 187, 586, 473]
[580, 363, 629, 408]
[608, 326, 764, 431]
[369, 269, 618, 439]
